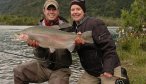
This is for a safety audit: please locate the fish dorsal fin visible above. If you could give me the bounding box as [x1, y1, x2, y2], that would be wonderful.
[59, 23, 72, 29]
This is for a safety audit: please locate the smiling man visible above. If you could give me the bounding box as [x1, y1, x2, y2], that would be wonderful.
[41, 0, 67, 26]
[69, 0, 129, 84]
[13, 0, 72, 84]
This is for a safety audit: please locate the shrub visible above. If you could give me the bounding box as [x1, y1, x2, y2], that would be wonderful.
[140, 42, 146, 51]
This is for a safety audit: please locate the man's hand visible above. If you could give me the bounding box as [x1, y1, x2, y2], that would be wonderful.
[100, 72, 113, 78]
[27, 39, 39, 48]
[75, 32, 85, 45]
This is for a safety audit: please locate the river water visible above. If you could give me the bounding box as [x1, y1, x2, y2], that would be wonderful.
[0, 25, 84, 84]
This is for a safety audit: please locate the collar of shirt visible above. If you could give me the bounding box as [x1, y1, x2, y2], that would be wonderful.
[44, 18, 59, 26]
[75, 15, 89, 27]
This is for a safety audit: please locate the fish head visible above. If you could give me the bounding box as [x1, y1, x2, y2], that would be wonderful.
[14, 32, 29, 41]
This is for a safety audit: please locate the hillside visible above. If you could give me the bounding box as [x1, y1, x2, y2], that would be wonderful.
[0, 0, 45, 17]
[0, 0, 134, 18]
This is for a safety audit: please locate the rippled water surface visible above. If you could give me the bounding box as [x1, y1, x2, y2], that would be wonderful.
[0, 25, 84, 84]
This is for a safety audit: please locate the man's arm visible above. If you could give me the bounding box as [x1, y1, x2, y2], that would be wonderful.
[92, 21, 118, 77]
[27, 40, 50, 58]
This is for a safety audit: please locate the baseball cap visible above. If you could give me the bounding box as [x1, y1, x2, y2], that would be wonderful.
[44, 0, 59, 9]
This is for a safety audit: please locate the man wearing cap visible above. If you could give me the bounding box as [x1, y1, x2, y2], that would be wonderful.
[69, 0, 129, 84]
[13, 0, 72, 84]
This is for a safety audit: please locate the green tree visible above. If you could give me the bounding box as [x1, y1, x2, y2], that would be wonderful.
[121, 0, 146, 34]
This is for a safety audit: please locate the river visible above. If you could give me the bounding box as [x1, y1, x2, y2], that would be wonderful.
[0, 25, 84, 84]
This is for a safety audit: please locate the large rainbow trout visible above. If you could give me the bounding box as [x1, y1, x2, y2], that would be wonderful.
[15, 25, 93, 52]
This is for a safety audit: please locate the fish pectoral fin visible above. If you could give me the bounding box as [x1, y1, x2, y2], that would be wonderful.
[49, 48, 55, 53]
[67, 44, 75, 52]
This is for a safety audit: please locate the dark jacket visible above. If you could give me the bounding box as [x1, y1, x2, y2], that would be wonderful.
[33, 16, 72, 70]
[70, 16, 121, 77]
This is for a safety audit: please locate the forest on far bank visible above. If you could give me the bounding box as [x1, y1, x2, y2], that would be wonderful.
[0, 0, 134, 26]
[0, 0, 134, 18]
